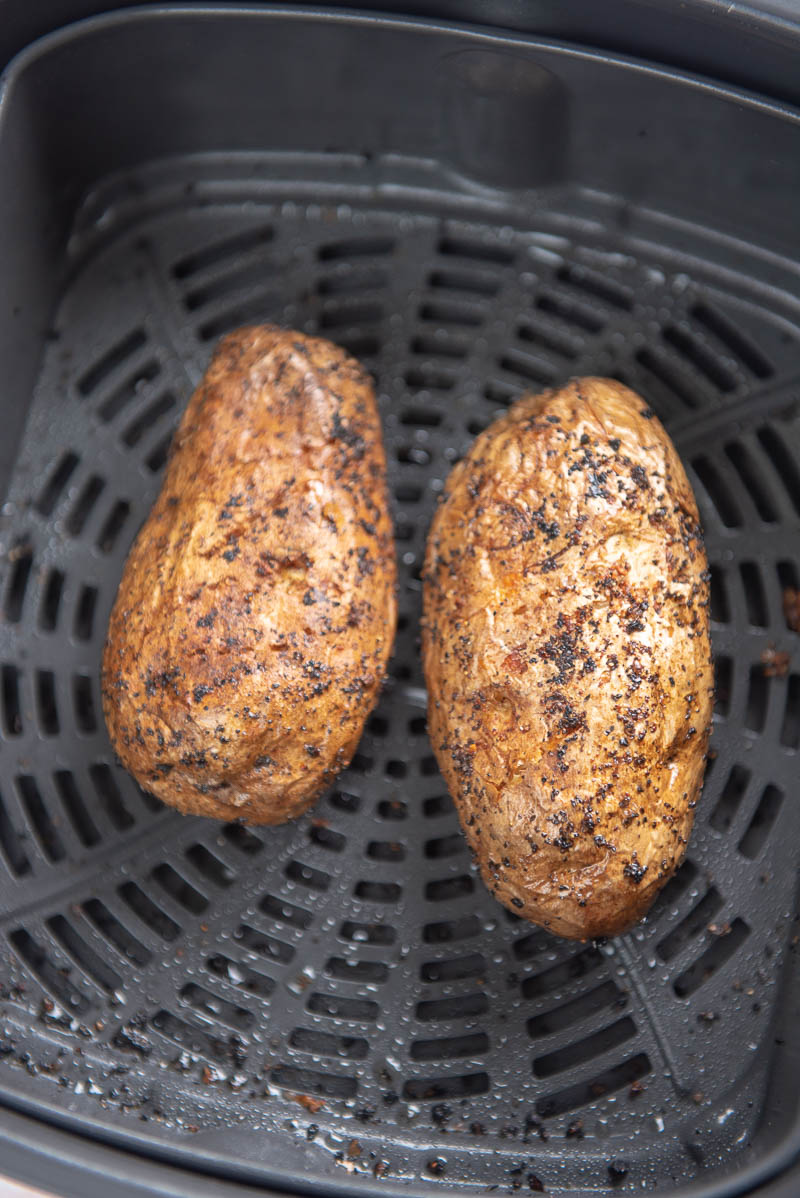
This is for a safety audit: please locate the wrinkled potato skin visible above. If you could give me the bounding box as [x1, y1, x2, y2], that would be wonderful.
[422, 378, 712, 940]
[102, 326, 396, 823]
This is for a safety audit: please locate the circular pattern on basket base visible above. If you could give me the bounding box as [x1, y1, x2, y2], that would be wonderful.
[0, 162, 798, 1194]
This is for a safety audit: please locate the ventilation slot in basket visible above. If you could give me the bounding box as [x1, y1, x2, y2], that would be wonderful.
[16, 775, 64, 862]
[325, 957, 388, 983]
[410, 1032, 489, 1061]
[8, 928, 91, 1013]
[198, 293, 280, 342]
[740, 562, 768, 627]
[152, 864, 207, 914]
[89, 764, 134, 830]
[77, 329, 147, 397]
[527, 981, 625, 1038]
[738, 785, 784, 858]
[673, 919, 750, 996]
[54, 770, 99, 847]
[419, 299, 485, 328]
[307, 992, 378, 1022]
[662, 325, 736, 392]
[535, 1054, 651, 1117]
[710, 765, 751, 832]
[82, 899, 151, 965]
[97, 360, 160, 423]
[745, 665, 769, 733]
[118, 881, 180, 941]
[690, 302, 772, 379]
[691, 457, 743, 527]
[47, 914, 121, 993]
[533, 1017, 637, 1079]
[0, 787, 30, 876]
[416, 993, 488, 1022]
[4, 541, 33, 624]
[172, 225, 275, 279]
[222, 822, 264, 854]
[271, 1064, 357, 1099]
[66, 476, 105, 537]
[522, 948, 603, 999]
[780, 675, 800, 749]
[285, 860, 331, 891]
[556, 263, 634, 311]
[185, 844, 235, 887]
[725, 443, 778, 523]
[122, 393, 176, 447]
[403, 1072, 489, 1101]
[715, 656, 733, 720]
[438, 234, 513, 265]
[518, 318, 581, 361]
[36, 452, 79, 516]
[636, 348, 699, 411]
[259, 893, 312, 929]
[151, 1009, 230, 1061]
[289, 1027, 368, 1060]
[757, 426, 800, 516]
[657, 889, 723, 962]
[38, 568, 64, 632]
[340, 920, 395, 946]
[420, 953, 486, 983]
[318, 236, 394, 262]
[207, 955, 275, 999]
[235, 924, 295, 965]
[1, 665, 22, 736]
[180, 982, 253, 1030]
[708, 565, 731, 625]
[73, 584, 98, 641]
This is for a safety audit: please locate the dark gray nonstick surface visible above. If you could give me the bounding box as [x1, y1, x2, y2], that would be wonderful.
[0, 9, 798, 1197]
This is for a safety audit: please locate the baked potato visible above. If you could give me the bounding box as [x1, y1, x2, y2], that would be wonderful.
[102, 325, 396, 823]
[422, 378, 712, 939]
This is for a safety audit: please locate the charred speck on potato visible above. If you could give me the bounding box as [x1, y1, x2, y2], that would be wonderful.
[422, 377, 713, 940]
[102, 325, 396, 824]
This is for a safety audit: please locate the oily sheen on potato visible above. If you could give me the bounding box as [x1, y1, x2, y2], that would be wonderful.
[422, 378, 713, 940]
[102, 326, 396, 824]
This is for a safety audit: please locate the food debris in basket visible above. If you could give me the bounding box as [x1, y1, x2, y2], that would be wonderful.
[761, 645, 791, 676]
[783, 587, 800, 632]
[294, 1093, 325, 1114]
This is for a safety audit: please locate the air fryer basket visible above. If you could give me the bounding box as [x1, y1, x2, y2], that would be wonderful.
[0, 8, 799, 1197]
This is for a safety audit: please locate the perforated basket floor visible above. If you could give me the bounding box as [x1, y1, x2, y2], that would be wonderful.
[0, 155, 799, 1196]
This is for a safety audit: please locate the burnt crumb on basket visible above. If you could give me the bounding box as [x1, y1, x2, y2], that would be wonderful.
[761, 645, 791, 677]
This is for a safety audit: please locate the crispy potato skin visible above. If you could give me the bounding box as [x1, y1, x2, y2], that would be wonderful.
[102, 326, 396, 823]
[422, 378, 712, 939]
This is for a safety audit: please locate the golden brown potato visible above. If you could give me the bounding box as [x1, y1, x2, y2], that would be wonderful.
[422, 378, 712, 940]
[102, 326, 396, 823]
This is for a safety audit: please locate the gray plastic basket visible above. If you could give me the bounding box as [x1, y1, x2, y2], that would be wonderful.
[0, 7, 799, 1196]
